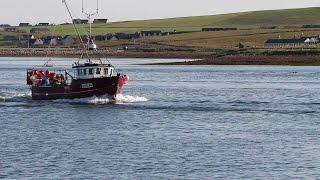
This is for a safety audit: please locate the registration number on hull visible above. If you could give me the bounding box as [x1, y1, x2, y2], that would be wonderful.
[82, 83, 93, 89]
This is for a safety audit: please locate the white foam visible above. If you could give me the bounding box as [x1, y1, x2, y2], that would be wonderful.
[116, 94, 149, 104]
[0, 92, 31, 102]
[53, 94, 148, 105]
[0, 95, 6, 101]
[0, 91, 148, 104]
[16, 92, 32, 98]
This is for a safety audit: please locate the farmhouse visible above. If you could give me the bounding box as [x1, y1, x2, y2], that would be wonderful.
[115, 33, 140, 40]
[93, 19, 108, 24]
[72, 19, 89, 24]
[94, 35, 106, 41]
[302, 25, 320, 28]
[304, 37, 319, 44]
[30, 27, 50, 34]
[19, 23, 31, 27]
[42, 36, 62, 46]
[265, 39, 307, 47]
[19, 34, 35, 40]
[140, 30, 162, 37]
[37, 23, 50, 26]
[4, 35, 19, 41]
[33, 39, 44, 46]
[0, 24, 10, 27]
[50, 38, 58, 46]
[61, 35, 75, 46]
[105, 34, 114, 40]
[202, 27, 237, 32]
[5, 27, 19, 32]
[161, 32, 170, 36]
[105, 34, 119, 41]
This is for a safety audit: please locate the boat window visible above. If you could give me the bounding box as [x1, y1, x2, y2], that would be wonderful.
[104, 68, 108, 75]
[77, 69, 82, 76]
[96, 68, 101, 75]
[110, 69, 113, 76]
[83, 69, 87, 75]
[89, 68, 93, 75]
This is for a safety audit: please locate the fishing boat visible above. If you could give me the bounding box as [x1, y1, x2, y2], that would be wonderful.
[26, 0, 129, 100]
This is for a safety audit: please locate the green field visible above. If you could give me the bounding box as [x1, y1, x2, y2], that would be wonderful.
[142, 28, 320, 49]
[16, 7, 320, 36]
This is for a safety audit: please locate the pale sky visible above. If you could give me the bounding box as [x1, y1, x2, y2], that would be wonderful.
[0, 0, 319, 25]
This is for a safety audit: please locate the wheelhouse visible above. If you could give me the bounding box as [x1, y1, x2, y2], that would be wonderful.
[72, 62, 115, 80]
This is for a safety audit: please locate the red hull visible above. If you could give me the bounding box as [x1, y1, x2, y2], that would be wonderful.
[31, 75, 129, 100]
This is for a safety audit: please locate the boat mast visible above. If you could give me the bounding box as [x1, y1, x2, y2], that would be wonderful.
[82, 0, 99, 35]
[82, 0, 99, 52]
[62, 0, 90, 60]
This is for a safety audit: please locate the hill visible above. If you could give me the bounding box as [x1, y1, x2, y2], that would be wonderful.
[107, 7, 320, 28]
[2, 7, 320, 50]
[15, 7, 320, 36]
[68, 7, 320, 35]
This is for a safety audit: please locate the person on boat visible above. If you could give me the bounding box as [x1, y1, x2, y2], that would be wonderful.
[27, 71, 34, 85]
[34, 70, 42, 85]
[53, 74, 61, 85]
[60, 74, 65, 85]
[48, 72, 55, 84]
[45, 70, 50, 77]
[41, 74, 50, 86]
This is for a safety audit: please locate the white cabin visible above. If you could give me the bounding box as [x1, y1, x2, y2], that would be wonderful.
[73, 63, 114, 80]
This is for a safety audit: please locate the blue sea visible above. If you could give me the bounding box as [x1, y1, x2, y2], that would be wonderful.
[0, 57, 320, 179]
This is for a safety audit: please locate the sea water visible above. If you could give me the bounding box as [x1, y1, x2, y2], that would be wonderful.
[0, 58, 319, 179]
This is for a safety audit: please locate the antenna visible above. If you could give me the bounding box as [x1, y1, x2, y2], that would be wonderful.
[97, 0, 99, 15]
[82, 0, 84, 14]
[82, 0, 99, 34]
[82, 0, 99, 15]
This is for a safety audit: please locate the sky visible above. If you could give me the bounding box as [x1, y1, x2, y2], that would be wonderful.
[0, 0, 319, 25]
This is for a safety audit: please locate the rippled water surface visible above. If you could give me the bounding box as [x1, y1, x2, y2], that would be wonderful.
[1, 57, 320, 179]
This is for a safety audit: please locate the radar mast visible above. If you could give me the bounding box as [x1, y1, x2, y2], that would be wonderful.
[82, 0, 99, 51]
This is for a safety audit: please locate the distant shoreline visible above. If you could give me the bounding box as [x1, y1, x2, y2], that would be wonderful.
[1, 48, 320, 66]
[0, 48, 208, 59]
[150, 55, 320, 66]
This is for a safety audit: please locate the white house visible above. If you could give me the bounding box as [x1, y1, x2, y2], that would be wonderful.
[50, 38, 58, 46]
[304, 37, 319, 44]
[61, 36, 75, 46]
[34, 39, 44, 46]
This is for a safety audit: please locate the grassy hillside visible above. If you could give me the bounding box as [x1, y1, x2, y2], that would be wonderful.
[215, 7, 320, 26]
[141, 28, 320, 49]
[3, 7, 320, 49]
[17, 7, 320, 36]
[106, 7, 320, 28]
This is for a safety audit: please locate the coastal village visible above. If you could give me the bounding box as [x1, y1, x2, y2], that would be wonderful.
[1, 19, 320, 50]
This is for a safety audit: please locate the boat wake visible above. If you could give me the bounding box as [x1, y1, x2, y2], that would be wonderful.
[116, 94, 149, 104]
[0, 92, 32, 102]
[0, 91, 147, 105]
[53, 94, 148, 105]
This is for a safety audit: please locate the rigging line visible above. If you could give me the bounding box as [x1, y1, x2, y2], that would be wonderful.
[69, 1, 98, 60]
[68, 7, 87, 59]
[43, 24, 57, 66]
[62, 0, 90, 60]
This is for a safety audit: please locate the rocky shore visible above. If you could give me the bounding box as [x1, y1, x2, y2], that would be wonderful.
[1, 48, 320, 66]
[0, 48, 207, 59]
[152, 55, 320, 66]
